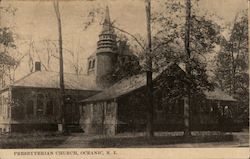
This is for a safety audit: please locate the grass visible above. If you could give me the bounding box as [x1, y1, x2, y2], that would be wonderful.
[0, 131, 236, 148]
[0, 131, 68, 148]
[89, 134, 234, 147]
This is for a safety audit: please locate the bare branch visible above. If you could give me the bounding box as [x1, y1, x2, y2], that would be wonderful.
[111, 25, 146, 51]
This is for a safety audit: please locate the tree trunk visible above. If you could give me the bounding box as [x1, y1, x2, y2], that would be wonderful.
[184, 0, 191, 137]
[145, 0, 154, 138]
[54, 0, 66, 133]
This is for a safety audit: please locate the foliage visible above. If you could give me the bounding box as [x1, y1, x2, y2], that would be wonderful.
[0, 3, 18, 85]
[113, 35, 142, 81]
[215, 12, 248, 122]
[99, 33, 142, 84]
[0, 27, 15, 49]
[0, 5, 17, 86]
[151, 0, 221, 98]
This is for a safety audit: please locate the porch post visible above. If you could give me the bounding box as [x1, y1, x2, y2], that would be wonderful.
[184, 96, 191, 136]
[114, 98, 118, 135]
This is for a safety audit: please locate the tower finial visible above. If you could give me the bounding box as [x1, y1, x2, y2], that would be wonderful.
[102, 5, 113, 33]
[104, 6, 110, 24]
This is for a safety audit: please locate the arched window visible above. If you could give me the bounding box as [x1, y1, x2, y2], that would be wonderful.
[92, 59, 95, 68]
[88, 61, 92, 69]
[37, 94, 44, 115]
[46, 100, 54, 115]
[27, 100, 34, 115]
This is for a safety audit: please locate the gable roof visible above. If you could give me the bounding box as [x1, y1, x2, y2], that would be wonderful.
[3, 71, 101, 91]
[81, 62, 181, 102]
[81, 63, 236, 103]
[82, 73, 147, 102]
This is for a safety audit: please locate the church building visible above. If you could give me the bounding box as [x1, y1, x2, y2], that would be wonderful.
[0, 6, 237, 135]
[0, 6, 137, 133]
[79, 7, 238, 136]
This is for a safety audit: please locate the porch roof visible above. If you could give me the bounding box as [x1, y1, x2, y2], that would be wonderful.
[204, 89, 236, 102]
[1, 71, 102, 91]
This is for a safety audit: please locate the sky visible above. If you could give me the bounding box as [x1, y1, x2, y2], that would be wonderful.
[0, 0, 248, 80]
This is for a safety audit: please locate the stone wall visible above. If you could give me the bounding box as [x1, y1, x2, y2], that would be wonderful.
[96, 53, 117, 88]
[80, 100, 117, 136]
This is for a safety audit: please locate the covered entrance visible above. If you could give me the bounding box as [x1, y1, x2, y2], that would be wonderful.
[65, 95, 83, 132]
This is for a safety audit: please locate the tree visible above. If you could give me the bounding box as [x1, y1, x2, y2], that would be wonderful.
[0, 3, 17, 87]
[53, 0, 66, 133]
[215, 11, 248, 125]
[183, 0, 192, 137]
[151, 0, 221, 136]
[145, 0, 154, 138]
[103, 34, 142, 83]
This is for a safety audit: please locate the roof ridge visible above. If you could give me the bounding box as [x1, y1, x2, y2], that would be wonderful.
[30, 70, 89, 76]
[11, 71, 35, 86]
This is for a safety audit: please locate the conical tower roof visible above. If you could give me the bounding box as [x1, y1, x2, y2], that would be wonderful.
[101, 6, 114, 34]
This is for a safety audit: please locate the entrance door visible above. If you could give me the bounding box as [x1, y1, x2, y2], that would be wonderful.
[65, 96, 79, 125]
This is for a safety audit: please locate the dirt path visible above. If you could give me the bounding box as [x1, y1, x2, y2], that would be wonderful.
[56, 134, 101, 148]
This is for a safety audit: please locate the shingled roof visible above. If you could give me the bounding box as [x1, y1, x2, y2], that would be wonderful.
[81, 63, 236, 103]
[2, 71, 101, 91]
[81, 62, 178, 102]
[82, 73, 149, 102]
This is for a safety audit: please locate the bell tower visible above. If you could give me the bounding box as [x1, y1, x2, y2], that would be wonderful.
[95, 6, 118, 88]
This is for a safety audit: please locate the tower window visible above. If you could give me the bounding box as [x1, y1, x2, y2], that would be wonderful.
[92, 59, 95, 68]
[88, 61, 92, 69]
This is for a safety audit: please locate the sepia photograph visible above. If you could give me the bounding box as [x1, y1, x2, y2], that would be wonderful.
[0, 0, 249, 158]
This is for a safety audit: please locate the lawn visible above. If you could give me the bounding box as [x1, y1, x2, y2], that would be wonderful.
[89, 132, 234, 147]
[0, 131, 237, 148]
[0, 131, 68, 148]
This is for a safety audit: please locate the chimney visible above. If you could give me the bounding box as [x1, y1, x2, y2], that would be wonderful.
[35, 61, 41, 71]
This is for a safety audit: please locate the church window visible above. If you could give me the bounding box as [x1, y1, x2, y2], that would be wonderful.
[165, 100, 183, 114]
[37, 94, 44, 115]
[46, 100, 54, 115]
[106, 101, 112, 115]
[177, 99, 184, 114]
[88, 61, 92, 69]
[27, 100, 34, 115]
[92, 59, 95, 68]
